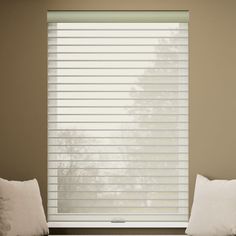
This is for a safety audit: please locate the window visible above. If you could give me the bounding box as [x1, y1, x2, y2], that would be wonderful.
[47, 11, 189, 227]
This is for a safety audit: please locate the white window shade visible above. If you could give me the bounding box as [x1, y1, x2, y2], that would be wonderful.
[47, 11, 189, 227]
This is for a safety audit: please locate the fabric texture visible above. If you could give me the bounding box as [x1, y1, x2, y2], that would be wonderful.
[0, 178, 48, 236]
[186, 174, 236, 236]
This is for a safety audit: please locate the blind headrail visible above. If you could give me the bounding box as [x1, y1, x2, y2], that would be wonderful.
[47, 11, 189, 23]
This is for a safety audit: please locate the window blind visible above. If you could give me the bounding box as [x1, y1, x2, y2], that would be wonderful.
[47, 11, 189, 226]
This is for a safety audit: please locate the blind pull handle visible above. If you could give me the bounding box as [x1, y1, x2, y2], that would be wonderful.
[111, 218, 126, 223]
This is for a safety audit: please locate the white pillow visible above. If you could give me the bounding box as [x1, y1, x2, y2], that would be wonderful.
[0, 178, 48, 236]
[186, 174, 236, 236]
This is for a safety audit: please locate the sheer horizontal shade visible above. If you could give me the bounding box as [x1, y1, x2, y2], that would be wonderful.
[48, 17, 188, 226]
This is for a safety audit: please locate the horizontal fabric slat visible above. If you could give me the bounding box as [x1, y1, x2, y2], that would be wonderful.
[48, 37, 188, 45]
[48, 99, 187, 107]
[48, 207, 188, 214]
[48, 191, 188, 199]
[48, 199, 188, 208]
[48, 115, 188, 123]
[48, 23, 188, 29]
[48, 19, 188, 224]
[48, 160, 188, 169]
[48, 45, 188, 53]
[48, 30, 188, 38]
[48, 84, 188, 91]
[48, 153, 188, 161]
[48, 91, 188, 99]
[49, 53, 188, 61]
[48, 168, 188, 177]
[48, 108, 188, 115]
[48, 69, 188, 77]
[48, 61, 188, 68]
[48, 184, 188, 192]
[48, 77, 188, 84]
[48, 52, 188, 61]
[48, 176, 188, 184]
[48, 122, 187, 129]
[48, 137, 188, 145]
[48, 130, 188, 138]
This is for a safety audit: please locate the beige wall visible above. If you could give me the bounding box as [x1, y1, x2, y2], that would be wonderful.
[1, 0, 236, 234]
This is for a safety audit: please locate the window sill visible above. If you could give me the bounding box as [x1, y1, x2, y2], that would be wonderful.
[48, 222, 188, 228]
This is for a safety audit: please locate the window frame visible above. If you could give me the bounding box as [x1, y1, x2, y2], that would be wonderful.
[47, 11, 189, 228]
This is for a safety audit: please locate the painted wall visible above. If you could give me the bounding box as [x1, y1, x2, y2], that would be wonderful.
[0, 0, 236, 234]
